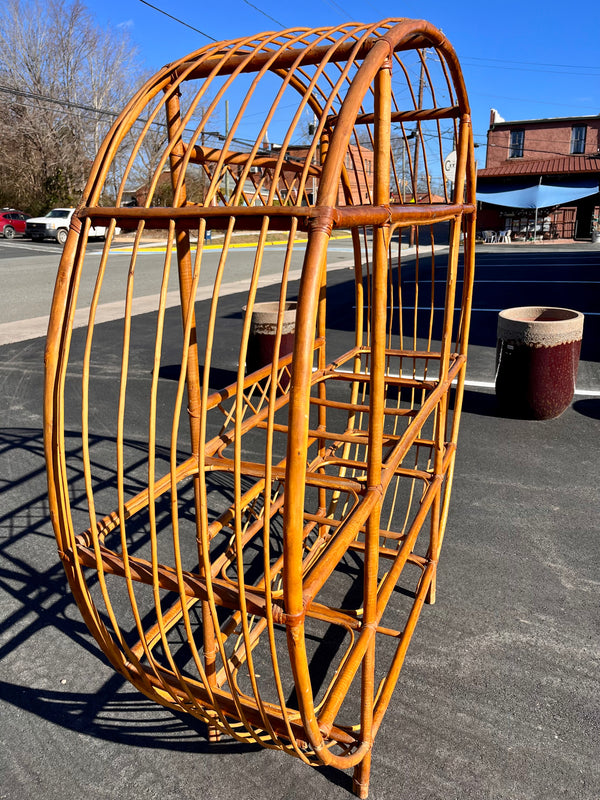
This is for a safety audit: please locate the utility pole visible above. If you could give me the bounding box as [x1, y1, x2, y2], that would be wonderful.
[409, 50, 426, 247]
[311, 112, 317, 204]
[400, 130, 415, 199]
[224, 99, 230, 203]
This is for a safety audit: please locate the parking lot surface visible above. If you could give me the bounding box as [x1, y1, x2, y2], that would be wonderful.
[1, 242, 599, 800]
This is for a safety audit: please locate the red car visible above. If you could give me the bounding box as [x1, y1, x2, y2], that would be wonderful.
[0, 209, 31, 239]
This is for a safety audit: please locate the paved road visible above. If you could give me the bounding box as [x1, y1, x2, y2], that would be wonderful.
[0, 235, 356, 341]
[0, 236, 110, 259]
[1, 237, 598, 393]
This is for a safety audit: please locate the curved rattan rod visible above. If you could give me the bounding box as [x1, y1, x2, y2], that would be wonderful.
[173, 29, 440, 81]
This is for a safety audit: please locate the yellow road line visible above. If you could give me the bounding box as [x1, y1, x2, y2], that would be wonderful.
[111, 234, 352, 254]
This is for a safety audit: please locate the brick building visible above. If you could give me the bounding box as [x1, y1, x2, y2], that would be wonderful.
[477, 110, 600, 239]
[283, 141, 374, 205]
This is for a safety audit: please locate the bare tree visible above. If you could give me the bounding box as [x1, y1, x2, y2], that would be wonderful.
[0, 0, 141, 214]
[125, 89, 218, 207]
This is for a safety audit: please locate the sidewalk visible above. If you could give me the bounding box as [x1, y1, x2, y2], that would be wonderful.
[0, 243, 598, 800]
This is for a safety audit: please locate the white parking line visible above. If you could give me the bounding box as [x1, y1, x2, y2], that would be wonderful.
[467, 280, 600, 284]
[381, 306, 600, 315]
[464, 378, 600, 397]
[334, 370, 599, 398]
[0, 240, 59, 254]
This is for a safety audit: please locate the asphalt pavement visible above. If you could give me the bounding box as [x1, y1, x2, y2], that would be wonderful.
[0, 241, 599, 800]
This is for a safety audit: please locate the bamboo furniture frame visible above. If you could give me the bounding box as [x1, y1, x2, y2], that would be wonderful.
[45, 19, 476, 797]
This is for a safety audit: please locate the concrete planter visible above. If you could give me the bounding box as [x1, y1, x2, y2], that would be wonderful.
[495, 306, 584, 420]
[246, 301, 296, 377]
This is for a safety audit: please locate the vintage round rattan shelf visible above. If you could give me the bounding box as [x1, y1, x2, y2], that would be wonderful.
[45, 18, 476, 797]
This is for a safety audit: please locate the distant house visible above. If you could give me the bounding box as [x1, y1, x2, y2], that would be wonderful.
[130, 141, 374, 210]
[280, 142, 374, 206]
[391, 192, 445, 205]
[476, 109, 600, 239]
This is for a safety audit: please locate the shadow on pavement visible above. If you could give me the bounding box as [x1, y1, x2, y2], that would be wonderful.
[572, 397, 600, 419]
[0, 427, 266, 755]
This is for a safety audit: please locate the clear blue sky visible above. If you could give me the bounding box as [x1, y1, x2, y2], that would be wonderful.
[92, 0, 600, 164]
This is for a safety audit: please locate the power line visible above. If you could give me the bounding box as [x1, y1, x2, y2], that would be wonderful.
[137, 0, 217, 42]
[139, 0, 286, 38]
[1, 82, 590, 163]
[0, 83, 120, 118]
[0, 81, 289, 156]
[240, 0, 285, 28]
[0, 83, 227, 143]
[469, 88, 600, 114]
[462, 60, 600, 78]
[463, 55, 600, 72]
[321, 0, 353, 22]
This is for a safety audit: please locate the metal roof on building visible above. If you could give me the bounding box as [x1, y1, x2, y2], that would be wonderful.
[478, 155, 600, 179]
[489, 113, 600, 128]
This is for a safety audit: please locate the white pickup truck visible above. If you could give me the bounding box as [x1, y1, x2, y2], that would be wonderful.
[25, 208, 119, 245]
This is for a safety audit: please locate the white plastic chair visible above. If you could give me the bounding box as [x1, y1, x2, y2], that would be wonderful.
[498, 229, 512, 243]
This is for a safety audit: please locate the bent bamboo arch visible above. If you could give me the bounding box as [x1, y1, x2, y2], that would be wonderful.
[45, 18, 476, 798]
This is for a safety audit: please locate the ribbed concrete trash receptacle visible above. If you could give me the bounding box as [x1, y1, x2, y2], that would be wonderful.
[246, 301, 296, 377]
[495, 306, 584, 420]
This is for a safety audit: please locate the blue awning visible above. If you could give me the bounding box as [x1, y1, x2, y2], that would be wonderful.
[476, 178, 599, 209]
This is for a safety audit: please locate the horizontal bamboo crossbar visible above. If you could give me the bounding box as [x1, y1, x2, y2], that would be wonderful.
[330, 105, 462, 127]
[81, 202, 474, 231]
[183, 144, 322, 177]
